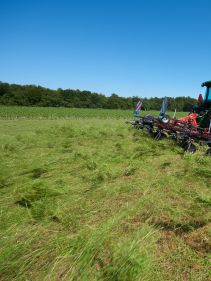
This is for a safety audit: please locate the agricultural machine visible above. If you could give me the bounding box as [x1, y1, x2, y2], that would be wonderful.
[131, 81, 211, 154]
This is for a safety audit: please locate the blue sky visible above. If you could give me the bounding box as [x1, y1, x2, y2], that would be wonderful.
[0, 0, 210, 98]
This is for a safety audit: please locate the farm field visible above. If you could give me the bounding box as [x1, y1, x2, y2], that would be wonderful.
[0, 106, 188, 119]
[0, 111, 210, 281]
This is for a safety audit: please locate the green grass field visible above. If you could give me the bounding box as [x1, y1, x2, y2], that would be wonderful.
[0, 108, 210, 281]
[0, 106, 187, 119]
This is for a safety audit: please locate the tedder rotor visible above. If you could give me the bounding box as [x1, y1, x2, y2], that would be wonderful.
[131, 81, 211, 154]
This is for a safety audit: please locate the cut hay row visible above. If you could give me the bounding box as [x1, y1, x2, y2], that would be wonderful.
[0, 118, 210, 281]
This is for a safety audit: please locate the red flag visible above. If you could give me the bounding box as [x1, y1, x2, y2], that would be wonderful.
[197, 93, 203, 104]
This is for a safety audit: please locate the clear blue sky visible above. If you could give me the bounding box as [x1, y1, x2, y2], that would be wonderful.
[0, 0, 210, 98]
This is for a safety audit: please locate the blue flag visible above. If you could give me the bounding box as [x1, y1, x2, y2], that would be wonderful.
[160, 96, 168, 116]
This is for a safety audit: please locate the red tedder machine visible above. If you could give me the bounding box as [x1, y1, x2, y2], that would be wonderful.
[131, 81, 211, 154]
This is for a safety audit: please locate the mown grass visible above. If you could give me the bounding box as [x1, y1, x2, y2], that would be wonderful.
[0, 118, 210, 281]
[0, 106, 187, 119]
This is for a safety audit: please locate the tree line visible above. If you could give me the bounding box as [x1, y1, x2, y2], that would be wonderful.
[0, 82, 197, 111]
